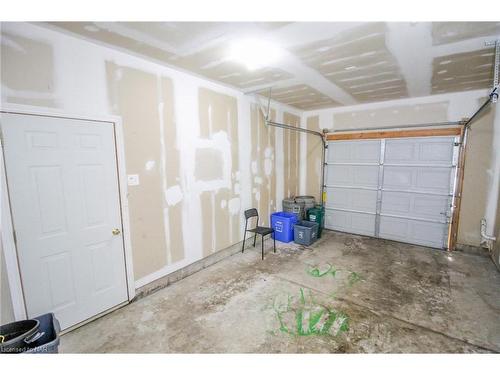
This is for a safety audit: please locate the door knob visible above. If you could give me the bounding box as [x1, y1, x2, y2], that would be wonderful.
[112, 228, 121, 235]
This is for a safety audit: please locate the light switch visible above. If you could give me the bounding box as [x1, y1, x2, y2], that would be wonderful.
[127, 174, 140, 186]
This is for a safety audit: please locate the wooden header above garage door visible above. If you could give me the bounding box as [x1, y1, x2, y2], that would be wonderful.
[326, 127, 462, 141]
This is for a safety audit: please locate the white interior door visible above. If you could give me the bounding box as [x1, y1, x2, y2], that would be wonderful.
[325, 136, 458, 249]
[1, 113, 129, 330]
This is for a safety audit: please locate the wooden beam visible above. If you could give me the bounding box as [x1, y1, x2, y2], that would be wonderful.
[448, 126, 467, 251]
[326, 127, 462, 141]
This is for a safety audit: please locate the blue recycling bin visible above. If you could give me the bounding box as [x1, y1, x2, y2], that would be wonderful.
[271, 211, 298, 243]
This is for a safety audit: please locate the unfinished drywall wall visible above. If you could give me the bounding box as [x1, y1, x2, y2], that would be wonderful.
[493, 188, 500, 270]
[332, 102, 449, 130]
[1, 32, 56, 107]
[160, 77, 185, 264]
[250, 106, 277, 226]
[0, 22, 302, 300]
[459, 101, 495, 246]
[106, 63, 169, 279]
[198, 88, 240, 256]
[105, 67, 186, 275]
[283, 112, 301, 198]
[303, 90, 497, 248]
[305, 116, 322, 201]
[489, 101, 500, 269]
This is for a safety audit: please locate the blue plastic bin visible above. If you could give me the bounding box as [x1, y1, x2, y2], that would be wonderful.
[271, 211, 298, 243]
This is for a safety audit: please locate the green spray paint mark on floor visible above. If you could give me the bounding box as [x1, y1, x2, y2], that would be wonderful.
[306, 263, 337, 278]
[273, 288, 349, 337]
[306, 263, 363, 287]
[348, 271, 362, 286]
[270, 264, 360, 337]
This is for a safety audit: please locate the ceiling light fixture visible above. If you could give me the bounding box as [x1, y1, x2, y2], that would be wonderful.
[228, 38, 284, 71]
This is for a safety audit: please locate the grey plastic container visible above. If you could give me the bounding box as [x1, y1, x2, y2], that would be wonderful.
[283, 198, 305, 219]
[295, 196, 316, 212]
[293, 220, 319, 246]
[25, 313, 60, 354]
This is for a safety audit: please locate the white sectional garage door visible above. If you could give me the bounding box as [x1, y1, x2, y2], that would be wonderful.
[325, 136, 459, 249]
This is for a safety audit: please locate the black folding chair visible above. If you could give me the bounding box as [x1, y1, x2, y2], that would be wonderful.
[241, 208, 276, 260]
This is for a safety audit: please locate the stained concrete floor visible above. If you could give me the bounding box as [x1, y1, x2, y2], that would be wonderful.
[61, 230, 500, 353]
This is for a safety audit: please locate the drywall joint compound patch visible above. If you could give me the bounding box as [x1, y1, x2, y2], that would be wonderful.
[193, 130, 232, 192]
[228, 197, 240, 215]
[165, 185, 183, 206]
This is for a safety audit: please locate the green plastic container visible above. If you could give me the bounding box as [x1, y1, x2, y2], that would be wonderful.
[307, 205, 325, 238]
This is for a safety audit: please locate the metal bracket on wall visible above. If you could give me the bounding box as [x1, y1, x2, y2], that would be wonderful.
[485, 38, 500, 103]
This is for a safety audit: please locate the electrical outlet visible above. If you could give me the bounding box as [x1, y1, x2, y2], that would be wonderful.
[127, 174, 140, 186]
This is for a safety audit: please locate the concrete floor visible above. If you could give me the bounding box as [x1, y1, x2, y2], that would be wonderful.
[61, 230, 500, 353]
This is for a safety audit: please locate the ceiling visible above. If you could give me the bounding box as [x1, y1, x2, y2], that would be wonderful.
[45, 22, 500, 110]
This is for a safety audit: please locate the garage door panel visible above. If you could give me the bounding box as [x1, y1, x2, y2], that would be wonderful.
[384, 141, 416, 163]
[383, 166, 451, 194]
[419, 141, 454, 163]
[327, 165, 379, 187]
[327, 187, 377, 213]
[379, 216, 447, 248]
[328, 140, 380, 163]
[325, 209, 375, 236]
[383, 167, 412, 190]
[381, 191, 449, 221]
[416, 168, 452, 194]
[385, 137, 454, 165]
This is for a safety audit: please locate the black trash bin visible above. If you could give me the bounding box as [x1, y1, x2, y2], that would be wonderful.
[0, 313, 61, 354]
[0, 318, 39, 353]
[25, 313, 61, 353]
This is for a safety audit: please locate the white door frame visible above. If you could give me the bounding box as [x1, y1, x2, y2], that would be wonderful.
[0, 103, 135, 321]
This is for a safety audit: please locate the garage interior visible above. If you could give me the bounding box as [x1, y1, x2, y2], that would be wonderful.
[1, 20, 500, 354]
